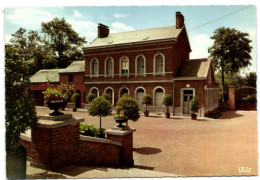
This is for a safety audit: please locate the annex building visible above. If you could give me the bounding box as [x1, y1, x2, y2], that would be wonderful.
[30, 12, 219, 117]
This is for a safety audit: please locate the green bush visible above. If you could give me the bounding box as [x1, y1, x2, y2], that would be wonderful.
[190, 96, 199, 114]
[88, 96, 111, 130]
[115, 94, 140, 121]
[142, 94, 152, 112]
[102, 93, 111, 102]
[162, 94, 173, 114]
[71, 93, 80, 102]
[86, 93, 96, 103]
[79, 123, 100, 137]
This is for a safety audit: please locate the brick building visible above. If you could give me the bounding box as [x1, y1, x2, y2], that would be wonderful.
[30, 12, 219, 116]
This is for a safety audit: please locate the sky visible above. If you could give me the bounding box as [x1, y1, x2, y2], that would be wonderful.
[3, 4, 257, 75]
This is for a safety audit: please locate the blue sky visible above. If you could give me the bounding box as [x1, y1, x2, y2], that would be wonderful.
[3, 5, 257, 74]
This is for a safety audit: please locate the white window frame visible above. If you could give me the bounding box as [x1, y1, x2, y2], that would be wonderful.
[104, 57, 114, 77]
[119, 56, 129, 77]
[153, 86, 165, 106]
[90, 58, 99, 77]
[134, 86, 146, 102]
[118, 86, 130, 99]
[153, 53, 165, 76]
[104, 87, 114, 105]
[135, 54, 146, 76]
[89, 87, 99, 97]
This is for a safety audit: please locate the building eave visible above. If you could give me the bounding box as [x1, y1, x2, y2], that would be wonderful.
[173, 77, 207, 81]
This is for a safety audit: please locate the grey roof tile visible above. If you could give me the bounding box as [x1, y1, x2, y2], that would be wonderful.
[30, 69, 65, 83]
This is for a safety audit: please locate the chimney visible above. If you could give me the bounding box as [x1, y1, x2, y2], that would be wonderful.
[176, 12, 184, 29]
[98, 23, 109, 38]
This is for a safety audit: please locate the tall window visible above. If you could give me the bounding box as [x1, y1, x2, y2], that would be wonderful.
[106, 58, 113, 76]
[137, 56, 145, 75]
[121, 56, 129, 75]
[91, 59, 98, 76]
[155, 54, 164, 73]
[69, 74, 73, 83]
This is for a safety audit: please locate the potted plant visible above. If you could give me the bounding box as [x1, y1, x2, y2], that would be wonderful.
[88, 96, 111, 138]
[86, 93, 96, 103]
[190, 96, 199, 120]
[115, 94, 140, 127]
[71, 93, 80, 112]
[5, 45, 38, 179]
[142, 94, 152, 117]
[162, 94, 173, 118]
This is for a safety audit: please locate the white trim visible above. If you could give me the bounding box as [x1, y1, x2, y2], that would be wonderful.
[90, 58, 99, 78]
[89, 87, 99, 97]
[119, 56, 129, 77]
[153, 52, 165, 76]
[180, 87, 195, 115]
[85, 71, 173, 77]
[104, 87, 115, 105]
[135, 54, 146, 77]
[84, 80, 173, 84]
[118, 86, 130, 99]
[153, 86, 165, 106]
[173, 77, 206, 80]
[104, 56, 114, 78]
[134, 86, 146, 102]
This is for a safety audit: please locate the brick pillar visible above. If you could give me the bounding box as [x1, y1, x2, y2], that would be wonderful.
[229, 85, 235, 110]
[30, 114, 84, 170]
[105, 126, 136, 167]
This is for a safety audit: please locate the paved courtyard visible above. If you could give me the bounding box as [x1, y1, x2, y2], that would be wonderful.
[31, 107, 258, 177]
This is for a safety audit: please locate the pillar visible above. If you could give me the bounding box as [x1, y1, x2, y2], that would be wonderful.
[229, 85, 235, 110]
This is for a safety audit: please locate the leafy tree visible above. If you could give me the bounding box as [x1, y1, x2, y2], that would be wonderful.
[86, 93, 96, 103]
[142, 94, 152, 112]
[102, 93, 111, 102]
[71, 93, 80, 107]
[115, 94, 140, 122]
[41, 17, 87, 68]
[190, 96, 199, 114]
[5, 45, 38, 154]
[88, 96, 111, 130]
[162, 94, 173, 114]
[244, 72, 256, 88]
[209, 27, 252, 102]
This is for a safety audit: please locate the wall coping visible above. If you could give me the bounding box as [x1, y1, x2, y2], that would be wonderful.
[80, 135, 122, 146]
[105, 128, 136, 136]
[37, 118, 84, 129]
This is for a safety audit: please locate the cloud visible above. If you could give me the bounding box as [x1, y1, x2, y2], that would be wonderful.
[189, 34, 213, 59]
[110, 22, 134, 33]
[5, 8, 54, 29]
[114, 14, 128, 19]
[73, 10, 82, 18]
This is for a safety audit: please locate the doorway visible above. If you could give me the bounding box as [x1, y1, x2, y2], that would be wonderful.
[183, 90, 194, 114]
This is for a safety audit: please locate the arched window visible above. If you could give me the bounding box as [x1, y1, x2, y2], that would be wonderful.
[154, 53, 165, 75]
[120, 56, 129, 75]
[104, 87, 114, 105]
[135, 87, 146, 106]
[90, 58, 99, 76]
[119, 87, 130, 98]
[105, 57, 114, 77]
[153, 87, 165, 106]
[89, 87, 99, 97]
[136, 55, 145, 76]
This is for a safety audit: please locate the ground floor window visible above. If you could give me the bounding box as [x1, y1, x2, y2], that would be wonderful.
[135, 87, 145, 106]
[119, 87, 129, 98]
[154, 87, 165, 106]
[104, 87, 114, 105]
[90, 87, 99, 98]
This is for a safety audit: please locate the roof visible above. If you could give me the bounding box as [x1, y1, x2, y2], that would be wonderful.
[174, 58, 212, 79]
[59, 60, 85, 74]
[30, 69, 65, 83]
[85, 26, 183, 49]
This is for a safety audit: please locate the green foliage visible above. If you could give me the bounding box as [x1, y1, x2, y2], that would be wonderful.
[115, 94, 140, 122]
[102, 93, 111, 102]
[162, 94, 173, 114]
[209, 27, 252, 102]
[79, 123, 100, 137]
[190, 96, 199, 114]
[5, 45, 38, 154]
[244, 72, 256, 88]
[42, 83, 74, 100]
[88, 96, 111, 129]
[142, 94, 152, 112]
[86, 93, 96, 103]
[71, 93, 80, 103]
[41, 17, 86, 68]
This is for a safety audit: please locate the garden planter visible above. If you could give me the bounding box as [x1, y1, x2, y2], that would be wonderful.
[46, 98, 67, 116]
[73, 107, 77, 112]
[144, 111, 149, 117]
[6, 146, 27, 179]
[115, 117, 127, 127]
[191, 114, 197, 120]
[165, 112, 170, 118]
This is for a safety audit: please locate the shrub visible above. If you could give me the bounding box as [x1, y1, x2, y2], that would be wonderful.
[102, 93, 111, 102]
[86, 93, 96, 103]
[142, 94, 152, 112]
[88, 96, 111, 130]
[115, 94, 140, 121]
[162, 94, 173, 114]
[79, 123, 100, 137]
[71, 93, 80, 102]
[190, 96, 199, 114]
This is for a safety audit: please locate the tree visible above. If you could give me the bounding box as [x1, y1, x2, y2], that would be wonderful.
[115, 94, 140, 122]
[102, 93, 111, 102]
[190, 96, 199, 114]
[86, 93, 96, 103]
[5, 45, 38, 154]
[244, 72, 256, 88]
[41, 17, 87, 68]
[162, 94, 173, 116]
[142, 94, 152, 113]
[209, 27, 252, 102]
[88, 96, 111, 130]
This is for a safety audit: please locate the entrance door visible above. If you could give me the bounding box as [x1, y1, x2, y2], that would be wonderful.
[155, 88, 164, 106]
[183, 90, 193, 114]
[136, 89, 145, 106]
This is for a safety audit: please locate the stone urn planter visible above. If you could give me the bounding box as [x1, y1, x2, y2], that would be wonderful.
[46, 97, 67, 116]
[165, 112, 170, 118]
[114, 117, 128, 127]
[144, 111, 149, 117]
[191, 113, 197, 120]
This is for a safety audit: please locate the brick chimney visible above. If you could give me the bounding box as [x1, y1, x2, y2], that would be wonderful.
[98, 23, 109, 38]
[176, 12, 184, 29]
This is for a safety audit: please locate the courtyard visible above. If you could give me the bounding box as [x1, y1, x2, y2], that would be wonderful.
[30, 107, 258, 178]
